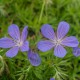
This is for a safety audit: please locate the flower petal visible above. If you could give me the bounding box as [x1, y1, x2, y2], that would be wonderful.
[50, 78, 55, 80]
[54, 45, 67, 58]
[6, 47, 19, 58]
[0, 37, 15, 48]
[21, 26, 28, 42]
[8, 24, 20, 40]
[62, 36, 79, 47]
[28, 49, 41, 66]
[73, 47, 80, 57]
[41, 24, 55, 40]
[57, 21, 70, 39]
[20, 41, 29, 52]
[37, 40, 54, 52]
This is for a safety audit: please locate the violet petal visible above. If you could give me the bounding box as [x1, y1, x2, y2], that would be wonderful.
[62, 36, 79, 47]
[20, 41, 29, 52]
[6, 47, 19, 58]
[73, 47, 80, 57]
[21, 26, 28, 42]
[28, 50, 41, 66]
[0, 37, 15, 48]
[8, 24, 20, 40]
[41, 24, 55, 40]
[37, 40, 54, 52]
[57, 21, 70, 39]
[54, 45, 67, 58]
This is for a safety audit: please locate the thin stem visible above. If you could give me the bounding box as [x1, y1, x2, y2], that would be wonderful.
[39, 0, 45, 24]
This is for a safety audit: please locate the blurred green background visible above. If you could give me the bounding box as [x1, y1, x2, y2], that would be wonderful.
[0, 0, 80, 80]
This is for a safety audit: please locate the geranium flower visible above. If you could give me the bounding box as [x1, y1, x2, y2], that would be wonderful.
[37, 21, 79, 58]
[28, 49, 41, 66]
[0, 24, 29, 58]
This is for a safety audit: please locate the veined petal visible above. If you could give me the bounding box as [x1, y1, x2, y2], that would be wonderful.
[62, 36, 79, 47]
[8, 24, 20, 40]
[0, 37, 15, 48]
[54, 45, 67, 58]
[57, 21, 70, 39]
[73, 47, 80, 57]
[37, 40, 54, 52]
[20, 41, 29, 52]
[6, 47, 19, 58]
[21, 26, 28, 42]
[28, 49, 41, 66]
[41, 24, 55, 40]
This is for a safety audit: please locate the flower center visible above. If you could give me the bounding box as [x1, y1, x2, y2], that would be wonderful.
[53, 39, 62, 46]
[15, 40, 23, 47]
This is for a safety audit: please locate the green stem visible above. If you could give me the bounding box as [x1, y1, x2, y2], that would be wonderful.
[39, 0, 45, 24]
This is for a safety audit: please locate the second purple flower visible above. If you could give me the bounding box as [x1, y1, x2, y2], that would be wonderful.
[37, 21, 79, 58]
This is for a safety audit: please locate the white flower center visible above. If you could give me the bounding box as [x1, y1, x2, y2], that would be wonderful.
[53, 39, 62, 46]
[15, 40, 23, 47]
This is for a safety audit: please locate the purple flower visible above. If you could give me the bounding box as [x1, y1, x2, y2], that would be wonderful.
[28, 49, 41, 66]
[50, 78, 55, 80]
[73, 47, 80, 57]
[37, 21, 79, 58]
[0, 24, 29, 58]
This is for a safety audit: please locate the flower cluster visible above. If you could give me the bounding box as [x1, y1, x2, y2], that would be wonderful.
[0, 21, 80, 67]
